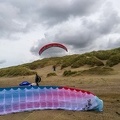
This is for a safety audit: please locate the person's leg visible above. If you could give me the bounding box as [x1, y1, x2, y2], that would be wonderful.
[36, 82, 38, 86]
[37, 82, 39, 86]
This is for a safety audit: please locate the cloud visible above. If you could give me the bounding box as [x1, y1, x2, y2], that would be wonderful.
[96, 5, 120, 34]
[0, 0, 104, 39]
[0, 0, 120, 41]
[30, 2, 120, 56]
[30, 4, 120, 52]
[107, 38, 120, 49]
[0, 0, 40, 39]
[37, 0, 104, 25]
[0, 60, 6, 64]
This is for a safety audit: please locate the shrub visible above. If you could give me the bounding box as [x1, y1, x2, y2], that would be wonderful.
[81, 66, 113, 75]
[106, 53, 120, 67]
[92, 48, 120, 60]
[0, 66, 36, 77]
[47, 72, 57, 77]
[85, 57, 104, 66]
[93, 51, 112, 60]
[63, 70, 77, 76]
[61, 55, 78, 69]
[71, 56, 104, 68]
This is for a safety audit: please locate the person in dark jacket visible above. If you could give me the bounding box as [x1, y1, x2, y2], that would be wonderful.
[35, 73, 41, 86]
[53, 65, 56, 71]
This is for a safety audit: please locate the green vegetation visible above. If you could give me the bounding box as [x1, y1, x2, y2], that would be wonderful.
[61, 55, 78, 69]
[63, 70, 77, 76]
[61, 55, 104, 69]
[0, 66, 36, 77]
[47, 72, 57, 77]
[106, 53, 120, 67]
[63, 66, 114, 76]
[80, 66, 114, 75]
[0, 47, 120, 77]
[22, 58, 57, 70]
[86, 47, 120, 60]
[71, 55, 104, 68]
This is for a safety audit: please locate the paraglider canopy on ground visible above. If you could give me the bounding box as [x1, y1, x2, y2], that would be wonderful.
[0, 86, 103, 115]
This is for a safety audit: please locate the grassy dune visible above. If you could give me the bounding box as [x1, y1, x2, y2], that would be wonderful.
[0, 47, 120, 77]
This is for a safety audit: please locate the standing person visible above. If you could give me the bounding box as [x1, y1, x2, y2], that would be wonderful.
[35, 73, 41, 86]
[53, 65, 56, 71]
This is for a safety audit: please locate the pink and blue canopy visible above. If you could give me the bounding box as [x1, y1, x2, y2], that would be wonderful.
[0, 86, 103, 115]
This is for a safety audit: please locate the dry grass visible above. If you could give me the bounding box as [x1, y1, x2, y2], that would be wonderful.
[0, 64, 120, 120]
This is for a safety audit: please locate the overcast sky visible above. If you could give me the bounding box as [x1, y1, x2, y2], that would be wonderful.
[0, 0, 120, 68]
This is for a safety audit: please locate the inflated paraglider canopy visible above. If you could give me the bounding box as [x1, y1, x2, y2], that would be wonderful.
[0, 86, 103, 115]
[39, 42, 68, 55]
